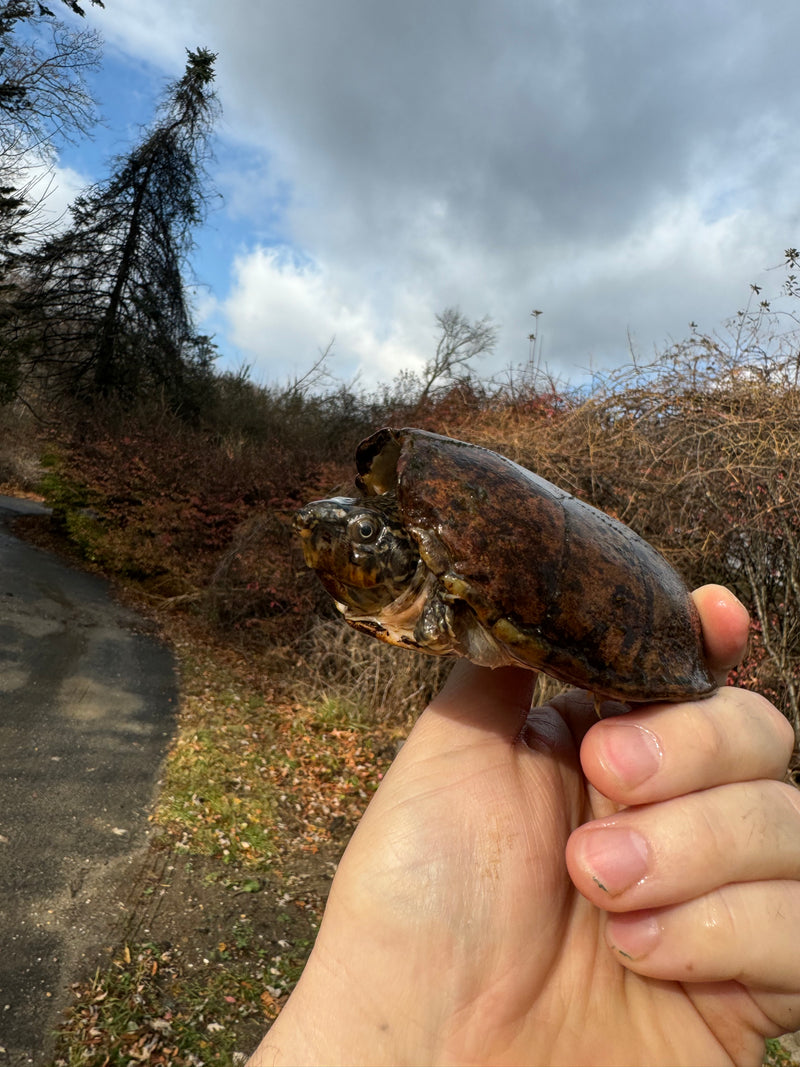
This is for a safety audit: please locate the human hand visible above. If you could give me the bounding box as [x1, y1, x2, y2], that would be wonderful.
[250, 585, 799, 1066]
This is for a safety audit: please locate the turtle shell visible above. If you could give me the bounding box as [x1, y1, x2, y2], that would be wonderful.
[355, 426, 716, 702]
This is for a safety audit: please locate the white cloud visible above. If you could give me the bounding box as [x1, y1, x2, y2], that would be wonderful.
[222, 246, 430, 387]
[8, 161, 92, 246]
[212, 189, 790, 390]
[91, 3, 188, 72]
[41, 164, 91, 229]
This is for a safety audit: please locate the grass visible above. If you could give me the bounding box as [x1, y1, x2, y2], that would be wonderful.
[52, 936, 313, 1066]
[765, 1037, 798, 1067]
[155, 643, 280, 868]
[154, 630, 397, 868]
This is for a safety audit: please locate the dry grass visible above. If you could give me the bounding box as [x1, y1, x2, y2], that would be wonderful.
[294, 617, 454, 722]
[0, 402, 46, 489]
[293, 615, 570, 726]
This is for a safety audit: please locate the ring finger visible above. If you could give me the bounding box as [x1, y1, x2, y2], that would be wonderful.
[604, 879, 800, 997]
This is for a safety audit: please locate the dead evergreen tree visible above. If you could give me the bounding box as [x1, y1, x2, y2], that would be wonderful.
[3, 46, 219, 412]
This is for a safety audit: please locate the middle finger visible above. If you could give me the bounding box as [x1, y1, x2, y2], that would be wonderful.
[567, 777, 800, 911]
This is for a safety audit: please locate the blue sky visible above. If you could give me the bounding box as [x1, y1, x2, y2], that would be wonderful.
[41, 1, 800, 390]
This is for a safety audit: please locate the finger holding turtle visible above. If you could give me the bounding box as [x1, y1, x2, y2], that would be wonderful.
[570, 688, 800, 1038]
[565, 586, 800, 1038]
[253, 580, 800, 1065]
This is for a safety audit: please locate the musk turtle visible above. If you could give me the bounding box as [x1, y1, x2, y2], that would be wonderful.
[294, 427, 716, 704]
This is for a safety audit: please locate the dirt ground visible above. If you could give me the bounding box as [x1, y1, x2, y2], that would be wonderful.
[47, 836, 344, 1063]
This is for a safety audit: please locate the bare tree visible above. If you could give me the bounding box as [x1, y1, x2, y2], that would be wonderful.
[417, 306, 497, 404]
[0, 1, 102, 266]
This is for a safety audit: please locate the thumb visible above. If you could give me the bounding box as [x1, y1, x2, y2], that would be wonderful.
[424, 660, 536, 741]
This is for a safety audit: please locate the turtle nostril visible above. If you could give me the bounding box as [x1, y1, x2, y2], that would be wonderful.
[293, 508, 313, 531]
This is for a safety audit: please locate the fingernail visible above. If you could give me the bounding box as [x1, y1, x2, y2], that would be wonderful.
[579, 827, 650, 896]
[606, 912, 662, 960]
[601, 722, 663, 787]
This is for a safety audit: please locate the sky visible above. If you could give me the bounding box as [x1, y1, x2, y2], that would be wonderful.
[45, 0, 800, 391]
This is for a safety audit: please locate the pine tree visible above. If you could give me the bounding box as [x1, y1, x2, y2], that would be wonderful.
[4, 47, 220, 412]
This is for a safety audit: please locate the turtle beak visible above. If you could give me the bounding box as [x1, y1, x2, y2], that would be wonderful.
[292, 504, 326, 567]
[293, 499, 361, 609]
[293, 498, 357, 568]
[292, 504, 316, 536]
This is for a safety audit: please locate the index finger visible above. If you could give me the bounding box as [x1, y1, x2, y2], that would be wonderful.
[581, 686, 794, 806]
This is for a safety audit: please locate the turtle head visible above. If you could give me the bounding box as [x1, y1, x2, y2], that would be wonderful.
[293, 494, 422, 614]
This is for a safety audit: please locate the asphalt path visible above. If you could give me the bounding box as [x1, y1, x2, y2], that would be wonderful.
[0, 496, 178, 1065]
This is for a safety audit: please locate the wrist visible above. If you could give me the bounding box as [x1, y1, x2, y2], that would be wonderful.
[247, 939, 419, 1066]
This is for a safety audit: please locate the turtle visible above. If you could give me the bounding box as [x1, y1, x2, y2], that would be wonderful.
[293, 426, 717, 704]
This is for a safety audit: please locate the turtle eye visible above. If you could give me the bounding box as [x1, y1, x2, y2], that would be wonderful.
[349, 515, 380, 543]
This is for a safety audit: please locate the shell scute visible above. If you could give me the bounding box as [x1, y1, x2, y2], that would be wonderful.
[396, 429, 566, 619]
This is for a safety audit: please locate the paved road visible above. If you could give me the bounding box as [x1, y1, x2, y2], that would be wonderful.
[0, 497, 178, 1065]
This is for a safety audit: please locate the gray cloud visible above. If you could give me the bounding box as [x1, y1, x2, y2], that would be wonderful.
[93, 0, 800, 382]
